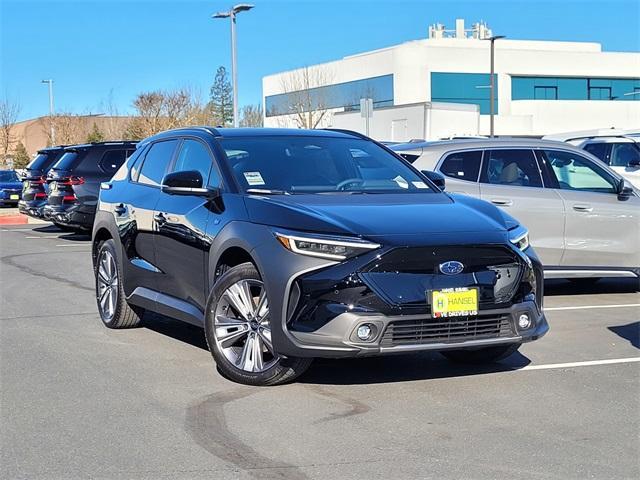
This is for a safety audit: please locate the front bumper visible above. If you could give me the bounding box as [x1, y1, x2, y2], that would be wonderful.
[287, 301, 547, 357]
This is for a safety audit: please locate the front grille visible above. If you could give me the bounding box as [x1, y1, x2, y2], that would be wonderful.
[380, 314, 514, 347]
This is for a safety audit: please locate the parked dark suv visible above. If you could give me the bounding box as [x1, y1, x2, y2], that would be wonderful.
[92, 127, 547, 385]
[44, 141, 137, 231]
[19, 146, 67, 221]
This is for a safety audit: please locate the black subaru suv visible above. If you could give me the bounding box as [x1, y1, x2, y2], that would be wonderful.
[44, 141, 136, 232]
[19, 146, 67, 222]
[92, 127, 547, 385]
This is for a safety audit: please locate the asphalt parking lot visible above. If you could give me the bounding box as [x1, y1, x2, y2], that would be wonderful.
[1, 224, 638, 480]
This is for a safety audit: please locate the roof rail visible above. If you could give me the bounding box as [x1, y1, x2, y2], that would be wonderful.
[321, 128, 370, 140]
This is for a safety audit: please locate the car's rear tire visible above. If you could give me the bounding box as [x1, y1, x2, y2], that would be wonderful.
[95, 239, 144, 329]
[441, 343, 521, 364]
[204, 262, 312, 386]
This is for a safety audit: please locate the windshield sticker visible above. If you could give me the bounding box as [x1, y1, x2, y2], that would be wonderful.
[243, 171, 265, 186]
[412, 181, 429, 189]
[393, 175, 409, 189]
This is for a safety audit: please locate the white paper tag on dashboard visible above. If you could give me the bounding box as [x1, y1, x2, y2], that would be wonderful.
[243, 171, 265, 186]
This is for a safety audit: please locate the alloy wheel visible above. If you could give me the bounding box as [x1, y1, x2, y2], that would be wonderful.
[213, 279, 278, 373]
[97, 250, 118, 320]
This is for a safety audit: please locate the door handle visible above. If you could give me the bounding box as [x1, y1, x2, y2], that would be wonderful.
[153, 213, 166, 225]
[114, 203, 126, 216]
[490, 198, 513, 206]
[573, 204, 593, 212]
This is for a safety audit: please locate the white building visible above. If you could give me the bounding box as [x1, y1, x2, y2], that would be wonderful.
[262, 19, 640, 140]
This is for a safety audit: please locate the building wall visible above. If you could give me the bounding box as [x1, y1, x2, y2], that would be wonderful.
[263, 37, 640, 136]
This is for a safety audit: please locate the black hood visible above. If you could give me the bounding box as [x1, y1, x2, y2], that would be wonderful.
[244, 192, 516, 239]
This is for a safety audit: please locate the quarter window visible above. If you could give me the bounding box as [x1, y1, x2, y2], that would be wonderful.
[539, 150, 616, 193]
[172, 139, 219, 186]
[440, 150, 482, 182]
[98, 150, 130, 175]
[480, 149, 542, 188]
[138, 140, 179, 186]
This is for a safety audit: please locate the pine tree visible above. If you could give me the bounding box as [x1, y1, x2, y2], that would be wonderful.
[12, 142, 30, 169]
[209, 66, 233, 127]
[86, 122, 105, 143]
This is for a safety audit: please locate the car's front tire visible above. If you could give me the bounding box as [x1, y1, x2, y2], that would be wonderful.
[95, 239, 144, 328]
[440, 343, 521, 364]
[204, 262, 312, 386]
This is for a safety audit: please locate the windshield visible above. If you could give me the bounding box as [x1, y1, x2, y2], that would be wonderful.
[27, 152, 57, 172]
[220, 136, 432, 194]
[0, 171, 19, 182]
[51, 152, 79, 171]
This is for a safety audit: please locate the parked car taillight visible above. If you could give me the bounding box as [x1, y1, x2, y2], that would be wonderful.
[62, 194, 77, 203]
[60, 176, 85, 186]
[34, 192, 47, 199]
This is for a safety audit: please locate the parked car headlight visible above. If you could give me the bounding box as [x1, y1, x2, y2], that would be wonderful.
[275, 231, 380, 261]
[509, 226, 530, 251]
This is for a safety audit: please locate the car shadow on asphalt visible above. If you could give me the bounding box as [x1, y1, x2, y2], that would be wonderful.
[544, 278, 638, 296]
[608, 322, 640, 349]
[140, 312, 532, 385]
[32, 224, 90, 241]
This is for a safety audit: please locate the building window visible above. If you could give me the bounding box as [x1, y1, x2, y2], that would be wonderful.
[430, 72, 498, 115]
[265, 74, 393, 117]
[534, 86, 558, 100]
[512, 76, 640, 101]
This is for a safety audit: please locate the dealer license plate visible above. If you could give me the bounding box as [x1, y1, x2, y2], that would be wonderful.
[10, 194, 19, 200]
[430, 287, 478, 318]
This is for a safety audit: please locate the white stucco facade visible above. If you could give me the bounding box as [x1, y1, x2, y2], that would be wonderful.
[262, 31, 640, 137]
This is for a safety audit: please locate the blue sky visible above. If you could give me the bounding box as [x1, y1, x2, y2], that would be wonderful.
[2, 0, 639, 121]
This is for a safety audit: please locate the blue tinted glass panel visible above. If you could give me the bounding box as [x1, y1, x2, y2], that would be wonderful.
[430, 72, 497, 114]
[265, 74, 393, 117]
[512, 76, 639, 100]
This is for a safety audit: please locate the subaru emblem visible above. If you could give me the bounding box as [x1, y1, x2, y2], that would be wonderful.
[439, 260, 464, 275]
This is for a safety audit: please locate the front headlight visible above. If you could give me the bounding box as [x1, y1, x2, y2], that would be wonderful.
[509, 226, 530, 251]
[275, 231, 380, 261]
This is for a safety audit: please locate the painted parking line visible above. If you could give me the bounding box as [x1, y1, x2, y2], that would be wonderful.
[545, 304, 640, 311]
[518, 357, 640, 371]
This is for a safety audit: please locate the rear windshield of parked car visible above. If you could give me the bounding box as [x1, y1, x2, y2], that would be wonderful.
[0, 171, 19, 182]
[51, 152, 80, 171]
[27, 152, 58, 172]
[219, 136, 432, 193]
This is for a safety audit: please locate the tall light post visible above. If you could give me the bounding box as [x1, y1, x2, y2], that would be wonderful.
[213, 4, 254, 128]
[41, 79, 55, 144]
[486, 35, 505, 137]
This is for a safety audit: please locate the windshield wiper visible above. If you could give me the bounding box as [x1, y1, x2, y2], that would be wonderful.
[246, 188, 289, 195]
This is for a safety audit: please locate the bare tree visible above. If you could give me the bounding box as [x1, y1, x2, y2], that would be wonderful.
[126, 88, 211, 140]
[0, 97, 21, 161]
[279, 66, 334, 129]
[44, 113, 87, 146]
[239, 104, 263, 127]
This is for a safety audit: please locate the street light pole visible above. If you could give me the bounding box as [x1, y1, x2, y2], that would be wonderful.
[487, 35, 505, 138]
[213, 4, 254, 128]
[41, 79, 55, 144]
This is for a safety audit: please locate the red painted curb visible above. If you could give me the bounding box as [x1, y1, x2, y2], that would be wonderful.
[0, 214, 28, 225]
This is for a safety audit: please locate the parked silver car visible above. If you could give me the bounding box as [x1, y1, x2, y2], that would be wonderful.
[391, 138, 640, 281]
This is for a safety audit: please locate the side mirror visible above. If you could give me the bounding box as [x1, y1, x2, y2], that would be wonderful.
[161, 170, 219, 197]
[421, 170, 446, 190]
[628, 158, 640, 167]
[616, 178, 634, 200]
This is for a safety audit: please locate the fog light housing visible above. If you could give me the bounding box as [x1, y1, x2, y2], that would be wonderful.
[356, 324, 374, 341]
[518, 314, 531, 329]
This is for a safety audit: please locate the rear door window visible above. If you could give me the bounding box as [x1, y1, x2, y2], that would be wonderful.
[138, 140, 179, 186]
[439, 150, 482, 182]
[583, 143, 611, 163]
[610, 143, 640, 167]
[480, 149, 543, 188]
